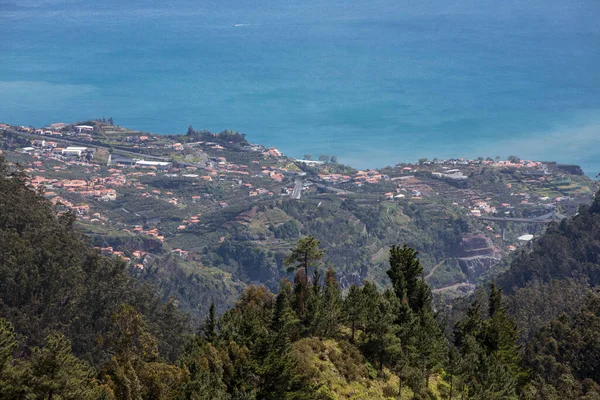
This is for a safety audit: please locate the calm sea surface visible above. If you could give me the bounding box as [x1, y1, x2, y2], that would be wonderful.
[1, 0, 599, 175]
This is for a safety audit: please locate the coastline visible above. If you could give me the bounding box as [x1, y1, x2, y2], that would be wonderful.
[2, 118, 599, 180]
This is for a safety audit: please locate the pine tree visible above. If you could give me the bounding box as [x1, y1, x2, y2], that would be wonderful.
[271, 279, 299, 347]
[292, 269, 310, 323]
[361, 281, 381, 338]
[104, 305, 186, 400]
[387, 245, 446, 392]
[320, 268, 342, 338]
[28, 332, 100, 400]
[484, 284, 526, 387]
[446, 346, 460, 400]
[343, 285, 365, 343]
[284, 236, 324, 289]
[286, 237, 324, 326]
[454, 285, 525, 399]
[218, 285, 275, 352]
[454, 301, 484, 351]
[0, 318, 25, 399]
[306, 268, 323, 335]
[0, 319, 16, 379]
[361, 284, 402, 371]
[387, 244, 424, 313]
[376, 289, 403, 372]
[179, 338, 228, 400]
[258, 279, 299, 399]
[413, 309, 446, 389]
[203, 302, 218, 343]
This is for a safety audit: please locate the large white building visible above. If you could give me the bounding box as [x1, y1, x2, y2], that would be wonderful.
[62, 146, 88, 157]
[135, 160, 171, 167]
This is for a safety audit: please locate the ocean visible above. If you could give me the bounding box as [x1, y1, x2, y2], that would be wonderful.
[1, 0, 599, 176]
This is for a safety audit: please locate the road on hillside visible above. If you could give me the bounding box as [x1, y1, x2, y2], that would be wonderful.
[309, 181, 355, 195]
[291, 179, 303, 199]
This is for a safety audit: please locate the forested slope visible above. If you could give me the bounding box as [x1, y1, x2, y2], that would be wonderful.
[498, 192, 600, 292]
[2, 154, 600, 399]
[492, 190, 600, 397]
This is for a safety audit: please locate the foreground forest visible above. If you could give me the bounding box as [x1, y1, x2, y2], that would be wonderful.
[1, 155, 600, 399]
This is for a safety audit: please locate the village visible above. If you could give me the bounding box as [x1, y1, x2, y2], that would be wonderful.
[0, 120, 597, 276]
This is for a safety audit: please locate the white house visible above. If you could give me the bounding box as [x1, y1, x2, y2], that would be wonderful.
[74, 125, 94, 133]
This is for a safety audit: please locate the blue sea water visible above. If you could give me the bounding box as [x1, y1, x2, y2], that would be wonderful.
[1, 0, 599, 176]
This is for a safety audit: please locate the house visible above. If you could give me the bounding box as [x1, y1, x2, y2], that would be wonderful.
[171, 249, 189, 259]
[74, 125, 94, 133]
[50, 123, 66, 130]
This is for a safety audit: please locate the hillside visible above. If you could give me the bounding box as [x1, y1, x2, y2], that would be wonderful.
[1, 121, 597, 317]
[498, 192, 600, 291]
[452, 189, 600, 397]
[2, 152, 600, 398]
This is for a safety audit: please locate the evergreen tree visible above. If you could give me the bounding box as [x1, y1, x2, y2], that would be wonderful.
[179, 338, 228, 400]
[258, 280, 299, 399]
[28, 332, 100, 400]
[387, 244, 424, 313]
[0, 319, 26, 399]
[306, 268, 323, 335]
[286, 237, 324, 327]
[413, 309, 446, 390]
[364, 288, 402, 371]
[203, 302, 218, 343]
[361, 281, 381, 338]
[343, 285, 365, 343]
[467, 353, 519, 400]
[218, 285, 275, 352]
[284, 236, 324, 289]
[320, 268, 342, 338]
[446, 346, 460, 400]
[387, 246, 446, 392]
[103, 305, 186, 400]
[484, 284, 525, 386]
[454, 301, 485, 351]
[291, 269, 310, 323]
[271, 279, 299, 348]
[454, 285, 524, 399]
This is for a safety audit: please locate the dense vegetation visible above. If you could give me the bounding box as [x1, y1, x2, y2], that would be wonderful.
[185, 126, 248, 145]
[1, 155, 600, 399]
[498, 192, 600, 291]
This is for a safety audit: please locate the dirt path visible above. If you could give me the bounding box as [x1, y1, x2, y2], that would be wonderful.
[425, 259, 445, 280]
[370, 247, 385, 262]
[432, 282, 475, 294]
